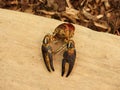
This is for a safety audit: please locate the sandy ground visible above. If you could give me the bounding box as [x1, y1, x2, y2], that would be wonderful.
[0, 9, 120, 90]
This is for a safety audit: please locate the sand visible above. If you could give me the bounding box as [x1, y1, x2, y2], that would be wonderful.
[0, 9, 120, 90]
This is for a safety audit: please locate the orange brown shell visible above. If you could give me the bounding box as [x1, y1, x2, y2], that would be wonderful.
[53, 23, 75, 40]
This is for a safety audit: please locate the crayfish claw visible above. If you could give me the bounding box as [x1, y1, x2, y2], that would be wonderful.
[48, 52, 55, 71]
[66, 61, 75, 77]
[61, 40, 76, 77]
[61, 59, 66, 76]
[42, 35, 55, 72]
[42, 48, 51, 72]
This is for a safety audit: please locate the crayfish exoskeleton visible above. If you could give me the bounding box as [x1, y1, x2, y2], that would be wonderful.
[41, 23, 76, 77]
